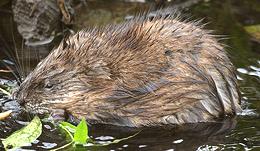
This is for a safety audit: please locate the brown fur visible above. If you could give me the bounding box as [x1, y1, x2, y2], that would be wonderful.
[13, 11, 241, 127]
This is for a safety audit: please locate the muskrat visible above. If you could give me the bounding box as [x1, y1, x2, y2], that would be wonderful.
[13, 10, 241, 127]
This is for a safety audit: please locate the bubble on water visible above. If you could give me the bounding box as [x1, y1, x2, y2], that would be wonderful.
[248, 71, 260, 78]
[39, 142, 57, 149]
[238, 108, 258, 116]
[43, 124, 52, 130]
[237, 68, 248, 74]
[173, 139, 184, 144]
[32, 139, 39, 144]
[237, 75, 243, 80]
[138, 145, 147, 148]
[242, 96, 248, 100]
[249, 66, 260, 71]
[197, 145, 219, 151]
[95, 135, 114, 141]
[237, 66, 260, 78]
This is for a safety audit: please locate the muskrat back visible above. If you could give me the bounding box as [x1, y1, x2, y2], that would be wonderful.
[13, 10, 241, 127]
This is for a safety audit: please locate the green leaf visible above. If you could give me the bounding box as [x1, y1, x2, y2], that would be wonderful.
[2, 116, 42, 150]
[244, 24, 260, 41]
[73, 118, 89, 144]
[60, 122, 77, 133]
[59, 123, 74, 141]
[53, 120, 140, 150]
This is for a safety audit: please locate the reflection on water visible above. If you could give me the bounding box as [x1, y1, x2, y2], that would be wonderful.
[0, 0, 259, 150]
[90, 119, 237, 151]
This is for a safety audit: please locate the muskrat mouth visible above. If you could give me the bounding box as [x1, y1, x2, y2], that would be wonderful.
[23, 102, 50, 115]
[22, 104, 67, 122]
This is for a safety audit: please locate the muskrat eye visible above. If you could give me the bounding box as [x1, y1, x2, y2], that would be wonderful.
[44, 82, 53, 89]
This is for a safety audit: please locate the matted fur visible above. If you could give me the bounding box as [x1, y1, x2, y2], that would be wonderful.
[13, 10, 241, 127]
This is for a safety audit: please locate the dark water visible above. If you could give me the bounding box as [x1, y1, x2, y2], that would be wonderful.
[0, 0, 259, 150]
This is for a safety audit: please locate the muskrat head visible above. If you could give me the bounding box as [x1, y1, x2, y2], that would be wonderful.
[12, 60, 78, 115]
[12, 36, 112, 117]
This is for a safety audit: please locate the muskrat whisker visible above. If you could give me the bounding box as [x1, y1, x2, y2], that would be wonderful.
[32, 44, 41, 68]
[0, 24, 24, 82]
[11, 36, 24, 80]
[20, 38, 25, 79]
[0, 47, 22, 82]
[0, 61, 21, 84]
[26, 44, 31, 77]
[9, 18, 25, 80]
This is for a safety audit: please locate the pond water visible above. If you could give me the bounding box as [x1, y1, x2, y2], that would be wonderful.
[0, 0, 259, 150]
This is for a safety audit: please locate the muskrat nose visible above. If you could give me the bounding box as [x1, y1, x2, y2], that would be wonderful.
[11, 89, 26, 106]
[18, 98, 26, 106]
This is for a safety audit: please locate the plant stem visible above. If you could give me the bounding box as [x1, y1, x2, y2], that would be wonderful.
[50, 141, 74, 151]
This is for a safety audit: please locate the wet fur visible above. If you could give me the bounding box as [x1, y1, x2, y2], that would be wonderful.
[14, 10, 241, 127]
